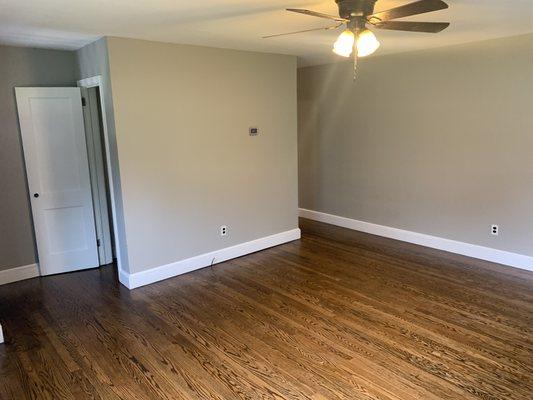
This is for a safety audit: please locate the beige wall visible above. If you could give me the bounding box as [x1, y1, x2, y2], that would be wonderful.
[106, 37, 298, 274]
[298, 33, 533, 257]
[0, 45, 77, 272]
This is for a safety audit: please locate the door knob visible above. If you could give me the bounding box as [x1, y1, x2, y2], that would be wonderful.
[33, 193, 39, 198]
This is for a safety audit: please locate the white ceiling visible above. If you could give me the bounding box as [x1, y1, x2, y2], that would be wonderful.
[1, 0, 533, 66]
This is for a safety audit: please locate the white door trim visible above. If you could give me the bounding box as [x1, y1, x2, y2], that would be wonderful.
[77, 76, 123, 272]
[81, 87, 113, 265]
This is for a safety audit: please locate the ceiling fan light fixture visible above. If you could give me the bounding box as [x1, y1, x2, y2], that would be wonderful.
[332, 29, 355, 57]
[273, 1, 450, 80]
[356, 29, 380, 57]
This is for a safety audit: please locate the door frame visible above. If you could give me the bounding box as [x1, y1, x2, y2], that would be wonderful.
[81, 86, 113, 265]
[77, 75, 123, 271]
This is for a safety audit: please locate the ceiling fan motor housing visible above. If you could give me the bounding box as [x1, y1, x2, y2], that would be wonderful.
[336, 0, 377, 19]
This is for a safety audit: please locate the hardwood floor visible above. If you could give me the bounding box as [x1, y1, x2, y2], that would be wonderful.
[1, 218, 532, 399]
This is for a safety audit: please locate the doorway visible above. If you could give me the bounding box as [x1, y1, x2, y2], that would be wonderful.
[15, 78, 117, 276]
[81, 85, 115, 266]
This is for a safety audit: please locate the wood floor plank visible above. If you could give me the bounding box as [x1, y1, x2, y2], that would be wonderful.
[1, 218, 532, 399]
[230, 254, 530, 399]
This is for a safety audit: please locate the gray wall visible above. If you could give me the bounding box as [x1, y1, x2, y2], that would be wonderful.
[298, 33, 533, 257]
[0, 45, 77, 271]
[106, 37, 299, 274]
[77, 38, 131, 273]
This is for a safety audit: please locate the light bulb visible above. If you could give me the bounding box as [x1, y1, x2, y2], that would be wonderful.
[332, 29, 355, 58]
[356, 29, 380, 57]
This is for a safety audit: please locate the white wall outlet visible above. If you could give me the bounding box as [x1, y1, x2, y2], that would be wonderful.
[220, 225, 228, 237]
[491, 224, 499, 236]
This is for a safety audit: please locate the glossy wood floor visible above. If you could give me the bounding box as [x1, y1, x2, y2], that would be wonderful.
[1, 218, 532, 399]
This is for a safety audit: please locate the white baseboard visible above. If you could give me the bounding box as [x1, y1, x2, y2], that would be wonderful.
[0, 263, 40, 286]
[119, 228, 301, 290]
[299, 208, 533, 272]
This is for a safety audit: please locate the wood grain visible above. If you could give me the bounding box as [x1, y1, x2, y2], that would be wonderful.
[1, 218, 532, 399]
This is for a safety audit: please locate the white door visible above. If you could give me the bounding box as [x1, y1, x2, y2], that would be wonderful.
[16, 87, 99, 276]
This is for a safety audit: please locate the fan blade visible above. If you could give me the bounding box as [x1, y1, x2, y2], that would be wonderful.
[373, 21, 449, 33]
[287, 8, 348, 22]
[263, 23, 343, 39]
[368, 0, 448, 23]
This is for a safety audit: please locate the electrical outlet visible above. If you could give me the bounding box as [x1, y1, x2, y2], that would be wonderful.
[491, 224, 499, 236]
[220, 225, 228, 237]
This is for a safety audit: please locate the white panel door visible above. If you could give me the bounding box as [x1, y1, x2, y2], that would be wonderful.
[16, 87, 99, 276]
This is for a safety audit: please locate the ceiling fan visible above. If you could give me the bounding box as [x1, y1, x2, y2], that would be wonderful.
[264, 0, 450, 78]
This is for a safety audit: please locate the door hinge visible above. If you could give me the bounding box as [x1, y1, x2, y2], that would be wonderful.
[81, 97, 86, 107]
[97, 238, 101, 247]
